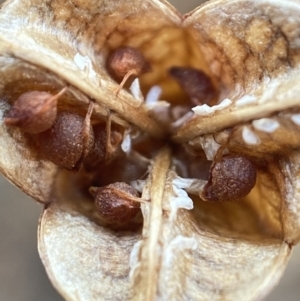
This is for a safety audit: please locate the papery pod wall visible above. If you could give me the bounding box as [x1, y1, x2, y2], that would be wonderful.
[0, 0, 300, 301]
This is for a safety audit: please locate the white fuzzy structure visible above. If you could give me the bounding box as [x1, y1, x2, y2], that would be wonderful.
[73, 53, 98, 84]
[172, 176, 206, 195]
[235, 95, 257, 107]
[192, 98, 232, 116]
[162, 235, 198, 267]
[130, 180, 146, 193]
[129, 78, 144, 104]
[121, 133, 131, 154]
[172, 177, 198, 189]
[145, 85, 162, 105]
[199, 134, 221, 160]
[291, 114, 300, 126]
[242, 126, 261, 145]
[252, 118, 280, 133]
[169, 185, 193, 221]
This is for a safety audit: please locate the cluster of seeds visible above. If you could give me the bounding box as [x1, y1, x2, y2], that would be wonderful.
[4, 45, 260, 225]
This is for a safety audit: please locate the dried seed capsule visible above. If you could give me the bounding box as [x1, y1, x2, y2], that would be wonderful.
[201, 154, 257, 201]
[169, 66, 216, 105]
[89, 182, 141, 224]
[36, 111, 94, 170]
[5, 87, 67, 134]
[84, 123, 123, 170]
[107, 46, 151, 94]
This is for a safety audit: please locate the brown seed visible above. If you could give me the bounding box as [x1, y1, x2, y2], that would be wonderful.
[5, 87, 67, 134]
[107, 46, 151, 94]
[36, 109, 94, 170]
[201, 154, 257, 202]
[89, 182, 141, 224]
[84, 123, 123, 170]
[169, 66, 216, 105]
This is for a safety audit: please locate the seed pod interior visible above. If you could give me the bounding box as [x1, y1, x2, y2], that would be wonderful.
[0, 0, 300, 301]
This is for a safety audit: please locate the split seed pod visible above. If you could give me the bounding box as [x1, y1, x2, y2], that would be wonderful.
[0, 0, 300, 301]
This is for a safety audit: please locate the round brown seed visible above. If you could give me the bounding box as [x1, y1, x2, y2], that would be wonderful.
[89, 182, 141, 224]
[169, 66, 216, 105]
[36, 111, 94, 170]
[107, 46, 151, 94]
[4, 87, 67, 134]
[201, 154, 257, 202]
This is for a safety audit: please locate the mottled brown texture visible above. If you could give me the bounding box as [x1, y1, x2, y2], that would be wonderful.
[5, 89, 66, 134]
[201, 154, 257, 202]
[168, 66, 216, 105]
[89, 182, 141, 224]
[37, 112, 93, 170]
[107, 46, 151, 81]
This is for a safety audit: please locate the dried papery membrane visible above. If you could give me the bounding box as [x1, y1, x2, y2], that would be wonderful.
[38, 202, 141, 301]
[37, 147, 292, 301]
[173, 0, 300, 244]
[0, 100, 57, 202]
[278, 152, 300, 243]
[176, 0, 300, 142]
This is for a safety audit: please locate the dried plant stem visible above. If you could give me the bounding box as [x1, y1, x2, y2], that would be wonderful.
[132, 147, 171, 301]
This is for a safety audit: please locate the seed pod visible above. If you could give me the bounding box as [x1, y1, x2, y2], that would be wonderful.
[201, 154, 257, 201]
[89, 182, 141, 224]
[4, 87, 67, 134]
[107, 46, 151, 94]
[36, 111, 94, 170]
[169, 66, 216, 105]
[1, 0, 300, 301]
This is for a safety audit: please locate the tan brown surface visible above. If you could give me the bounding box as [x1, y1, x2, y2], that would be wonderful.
[0, 0, 299, 301]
